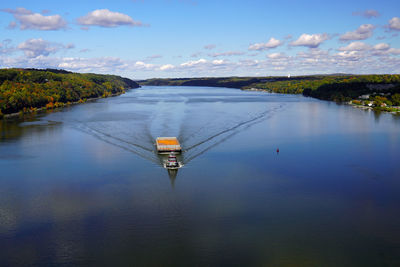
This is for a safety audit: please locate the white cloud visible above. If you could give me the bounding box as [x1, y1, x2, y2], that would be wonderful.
[340, 24, 375, 41]
[335, 51, 363, 61]
[77, 9, 143, 28]
[388, 17, 400, 31]
[180, 58, 207, 67]
[2, 7, 66, 31]
[212, 59, 226, 65]
[58, 57, 129, 72]
[267, 52, 286, 59]
[208, 51, 244, 57]
[17, 38, 73, 58]
[373, 43, 390, 51]
[134, 61, 154, 69]
[159, 64, 175, 70]
[248, 37, 283, 51]
[388, 48, 400, 55]
[2, 41, 400, 78]
[352, 10, 380, 19]
[290, 33, 329, 48]
[338, 42, 371, 51]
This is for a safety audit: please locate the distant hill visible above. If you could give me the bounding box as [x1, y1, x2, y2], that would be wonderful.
[139, 74, 400, 102]
[0, 68, 139, 116]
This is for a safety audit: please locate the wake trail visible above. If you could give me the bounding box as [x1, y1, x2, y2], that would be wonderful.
[72, 123, 160, 164]
[183, 108, 275, 152]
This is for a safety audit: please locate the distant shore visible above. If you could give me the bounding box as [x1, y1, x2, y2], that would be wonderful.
[139, 75, 400, 114]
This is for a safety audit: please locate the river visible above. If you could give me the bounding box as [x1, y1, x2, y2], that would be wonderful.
[1, 86, 399, 266]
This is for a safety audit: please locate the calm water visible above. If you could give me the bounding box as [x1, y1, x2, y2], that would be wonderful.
[1, 86, 400, 266]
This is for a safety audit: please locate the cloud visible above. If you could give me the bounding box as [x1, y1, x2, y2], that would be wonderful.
[17, 38, 73, 58]
[267, 52, 286, 59]
[0, 39, 16, 54]
[1, 7, 32, 15]
[248, 37, 283, 51]
[1, 7, 66, 30]
[352, 9, 380, 18]
[387, 17, 400, 31]
[371, 43, 400, 56]
[159, 64, 175, 70]
[335, 51, 362, 61]
[339, 24, 375, 41]
[297, 48, 330, 59]
[204, 44, 216, 50]
[208, 51, 245, 57]
[1, 50, 399, 78]
[7, 21, 17, 29]
[58, 57, 129, 72]
[388, 48, 400, 55]
[338, 42, 371, 51]
[180, 58, 207, 67]
[336, 41, 400, 57]
[373, 43, 390, 51]
[290, 33, 329, 48]
[212, 59, 228, 65]
[77, 9, 143, 28]
[134, 61, 154, 69]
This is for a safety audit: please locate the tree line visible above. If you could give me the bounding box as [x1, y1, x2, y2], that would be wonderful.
[0, 68, 139, 117]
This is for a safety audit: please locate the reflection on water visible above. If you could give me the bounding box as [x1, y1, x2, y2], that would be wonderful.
[0, 86, 400, 266]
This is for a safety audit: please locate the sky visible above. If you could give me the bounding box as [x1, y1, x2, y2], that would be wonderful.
[0, 0, 399, 79]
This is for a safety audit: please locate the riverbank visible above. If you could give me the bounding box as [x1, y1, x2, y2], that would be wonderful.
[0, 68, 139, 118]
[2, 91, 129, 119]
[350, 102, 400, 114]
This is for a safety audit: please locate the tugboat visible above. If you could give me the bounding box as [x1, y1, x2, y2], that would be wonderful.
[164, 152, 182, 169]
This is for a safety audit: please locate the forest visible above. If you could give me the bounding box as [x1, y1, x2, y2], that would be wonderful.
[0, 68, 139, 117]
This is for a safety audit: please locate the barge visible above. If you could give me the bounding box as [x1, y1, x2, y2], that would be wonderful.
[156, 137, 182, 154]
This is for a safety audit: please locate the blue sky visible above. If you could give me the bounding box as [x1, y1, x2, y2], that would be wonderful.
[0, 0, 399, 79]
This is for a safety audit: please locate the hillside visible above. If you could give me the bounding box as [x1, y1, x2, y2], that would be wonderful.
[0, 68, 139, 116]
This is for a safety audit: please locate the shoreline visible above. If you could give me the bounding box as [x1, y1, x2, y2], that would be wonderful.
[242, 87, 400, 115]
[2, 91, 128, 119]
[350, 103, 400, 114]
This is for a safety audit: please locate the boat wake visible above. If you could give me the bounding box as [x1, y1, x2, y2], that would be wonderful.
[66, 88, 285, 171]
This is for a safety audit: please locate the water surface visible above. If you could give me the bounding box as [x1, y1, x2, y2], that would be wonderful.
[1, 86, 400, 266]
